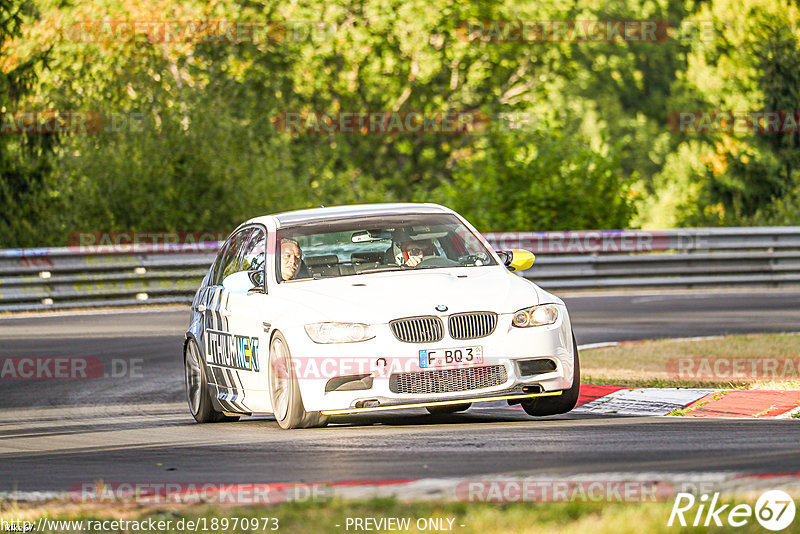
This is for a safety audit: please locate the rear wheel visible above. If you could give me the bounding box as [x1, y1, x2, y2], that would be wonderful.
[521, 333, 581, 417]
[426, 403, 471, 415]
[268, 331, 328, 429]
[184, 338, 240, 423]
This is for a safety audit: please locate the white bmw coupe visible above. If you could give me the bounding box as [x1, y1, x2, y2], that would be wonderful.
[184, 203, 580, 428]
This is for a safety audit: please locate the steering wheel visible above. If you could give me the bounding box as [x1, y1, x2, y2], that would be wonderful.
[457, 253, 489, 266]
[416, 256, 459, 267]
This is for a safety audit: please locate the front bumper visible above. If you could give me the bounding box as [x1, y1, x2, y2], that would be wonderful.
[281, 305, 575, 413]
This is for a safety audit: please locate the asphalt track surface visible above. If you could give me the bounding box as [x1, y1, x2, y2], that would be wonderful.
[1, 288, 799, 493]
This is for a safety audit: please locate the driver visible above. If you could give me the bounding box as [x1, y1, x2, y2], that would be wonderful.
[279, 238, 302, 280]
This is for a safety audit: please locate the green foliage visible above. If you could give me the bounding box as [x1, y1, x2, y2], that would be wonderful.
[2, 0, 799, 246]
[680, 150, 785, 225]
[661, 0, 800, 227]
[0, 0, 55, 247]
[749, 12, 800, 185]
[438, 122, 637, 232]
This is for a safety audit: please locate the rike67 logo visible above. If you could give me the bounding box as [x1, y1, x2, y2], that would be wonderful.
[669, 490, 796, 531]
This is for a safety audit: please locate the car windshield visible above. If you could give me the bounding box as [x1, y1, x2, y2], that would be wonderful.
[276, 213, 497, 281]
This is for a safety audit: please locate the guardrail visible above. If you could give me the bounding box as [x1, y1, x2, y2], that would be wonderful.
[485, 227, 800, 290]
[1, 227, 799, 312]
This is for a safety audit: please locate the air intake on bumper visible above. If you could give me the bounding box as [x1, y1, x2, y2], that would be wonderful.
[517, 358, 558, 376]
[389, 365, 508, 394]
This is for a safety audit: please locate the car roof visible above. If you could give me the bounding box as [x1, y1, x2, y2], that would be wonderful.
[246, 203, 455, 228]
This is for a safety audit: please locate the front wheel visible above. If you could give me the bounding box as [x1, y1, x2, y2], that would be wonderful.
[521, 333, 581, 417]
[184, 338, 239, 423]
[268, 331, 328, 429]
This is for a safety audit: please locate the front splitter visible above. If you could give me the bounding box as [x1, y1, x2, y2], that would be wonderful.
[320, 390, 562, 416]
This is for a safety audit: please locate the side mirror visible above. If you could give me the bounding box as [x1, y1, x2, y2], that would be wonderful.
[499, 249, 535, 272]
[247, 269, 265, 294]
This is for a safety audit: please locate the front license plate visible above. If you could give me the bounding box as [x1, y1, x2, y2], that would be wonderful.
[419, 346, 483, 368]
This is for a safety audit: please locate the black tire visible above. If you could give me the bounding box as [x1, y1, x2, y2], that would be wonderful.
[426, 403, 472, 415]
[268, 331, 329, 429]
[521, 333, 581, 417]
[184, 338, 240, 423]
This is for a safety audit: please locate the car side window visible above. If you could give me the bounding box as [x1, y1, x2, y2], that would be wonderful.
[214, 228, 251, 285]
[240, 227, 266, 273]
[210, 242, 230, 286]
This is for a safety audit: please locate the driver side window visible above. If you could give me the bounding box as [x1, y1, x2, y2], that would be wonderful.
[240, 227, 266, 272]
[213, 228, 251, 286]
[239, 227, 267, 290]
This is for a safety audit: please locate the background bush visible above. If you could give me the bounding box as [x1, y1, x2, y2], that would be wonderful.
[1, 0, 798, 247]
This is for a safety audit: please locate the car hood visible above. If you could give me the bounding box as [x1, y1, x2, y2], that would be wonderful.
[273, 266, 558, 324]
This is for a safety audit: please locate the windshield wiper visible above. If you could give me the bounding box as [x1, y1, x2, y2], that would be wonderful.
[354, 266, 411, 274]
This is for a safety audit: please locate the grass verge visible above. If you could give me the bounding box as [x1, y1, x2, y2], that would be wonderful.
[581, 333, 800, 389]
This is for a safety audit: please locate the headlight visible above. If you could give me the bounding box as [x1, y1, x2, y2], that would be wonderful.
[512, 304, 559, 328]
[304, 322, 375, 343]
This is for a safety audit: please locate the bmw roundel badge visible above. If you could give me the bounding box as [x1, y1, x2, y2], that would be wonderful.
[435, 305, 448, 312]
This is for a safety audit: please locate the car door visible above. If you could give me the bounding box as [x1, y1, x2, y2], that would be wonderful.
[222, 225, 270, 412]
[202, 227, 251, 413]
[220, 225, 271, 412]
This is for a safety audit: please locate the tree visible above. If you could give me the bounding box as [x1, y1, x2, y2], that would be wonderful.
[0, 0, 53, 246]
[660, 0, 800, 226]
[436, 120, 637, 232]
[750, 12, 800, 192]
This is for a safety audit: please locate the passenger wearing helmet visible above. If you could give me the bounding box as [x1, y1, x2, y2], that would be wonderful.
[400, 240, 434, 266]
[392, 230, 437, 267]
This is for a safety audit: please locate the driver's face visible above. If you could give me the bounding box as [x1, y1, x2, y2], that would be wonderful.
[280, 241, 301, 280]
